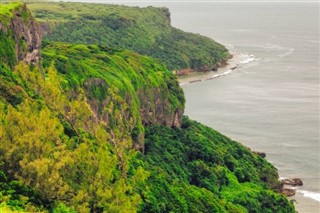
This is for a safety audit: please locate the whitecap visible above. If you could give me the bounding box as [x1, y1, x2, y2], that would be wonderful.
[297, 190, 320, 202]
[240, 57, 255, 64]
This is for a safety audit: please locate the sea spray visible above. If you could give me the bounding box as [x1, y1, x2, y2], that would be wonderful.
[297, 190, 320, 203]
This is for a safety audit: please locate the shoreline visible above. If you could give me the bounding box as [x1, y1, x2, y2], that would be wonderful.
[179, 51, 320, 211]
[178, 52, 257, 86]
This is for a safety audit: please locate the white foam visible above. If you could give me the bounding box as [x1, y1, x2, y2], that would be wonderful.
[223, 70, 232, 75]
[278, 48, 295, 58]
[240, 57, 255, 64]
[298, 190, 320, 202]
[279, 177, 288, 180]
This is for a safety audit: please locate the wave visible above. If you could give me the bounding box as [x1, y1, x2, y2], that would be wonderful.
[240, 57, 255, 64]
[297, 190, 320, 202]
[278, 48, 294, 58]
[255, 44, 295, 59]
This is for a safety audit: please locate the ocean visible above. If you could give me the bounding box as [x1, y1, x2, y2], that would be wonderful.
[169, 2, 319, 212]
[40, 0, 320, 211]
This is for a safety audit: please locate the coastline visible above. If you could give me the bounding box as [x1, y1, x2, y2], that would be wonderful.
[180, 51, 320, 212]
[178, 52, 257, 86]
[178, 50, 320, 211]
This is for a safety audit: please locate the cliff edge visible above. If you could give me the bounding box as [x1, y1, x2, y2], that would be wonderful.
[0, 3, 42, 67]
[27, 2, 230, 72]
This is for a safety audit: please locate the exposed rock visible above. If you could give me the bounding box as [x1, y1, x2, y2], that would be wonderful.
[13, 4, 42, 64]
[0, 3, 42, 67]
[160, 7, 171, 25]
[281, 178, 303, 186]
[279, 178, 303, 197]
[253, 151, 266, 158]
[281, 188, 296, 197]
[292, 178, 303, 186]
[281, 179, 293, 185]
[138, 87, 183, 128]
[83, 77, 184, 150]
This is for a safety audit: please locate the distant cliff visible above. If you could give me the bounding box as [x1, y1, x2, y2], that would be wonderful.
[27, 2, 230, 72]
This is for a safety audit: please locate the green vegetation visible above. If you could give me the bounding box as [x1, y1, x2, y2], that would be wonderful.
[41, 42, 185, 147]
[0, 3, 22, 67]
[27, 2, 230, 71]
[0, 2, 23, 22]
[139, 117, 294, 212]
[0, 61, 149, 213]
[0, 2, 295, 213]
[0, 32, 16, 69]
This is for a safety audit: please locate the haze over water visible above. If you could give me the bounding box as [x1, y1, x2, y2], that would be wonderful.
[170, 2, 319, 212]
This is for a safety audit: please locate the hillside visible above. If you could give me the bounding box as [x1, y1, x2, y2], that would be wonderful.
[0, 2, 295, 213]
[26, 2, 230, 72]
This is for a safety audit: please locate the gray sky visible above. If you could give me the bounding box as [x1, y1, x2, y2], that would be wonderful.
[38, 0, 319, 3]
[34, 0, 318, 9]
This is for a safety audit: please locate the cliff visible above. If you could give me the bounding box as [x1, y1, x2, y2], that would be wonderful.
[0, 3, 42, 67]
[27, 2, 230, 71]
[41, 42, 185, 148]
[0, 3, 294, 213]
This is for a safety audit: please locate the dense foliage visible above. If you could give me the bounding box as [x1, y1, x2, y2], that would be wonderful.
[0, 3, 21, 68]
[27, 2, 230, 71]
[139, 117, 295, 212]
[41, 42, 185, 147]
[0, 2, 295, 213]
[0, 61, 150, 212]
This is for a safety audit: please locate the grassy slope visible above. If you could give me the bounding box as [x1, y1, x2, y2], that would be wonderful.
[27, 2, 230, 71]
[0, 3, 23, 68]
[0, 3, 24, 104]
[0, 2, 22, 20]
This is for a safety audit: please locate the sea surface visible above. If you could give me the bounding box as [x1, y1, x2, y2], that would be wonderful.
[168, 2, 319, 212]
[48, 1, 319, 212]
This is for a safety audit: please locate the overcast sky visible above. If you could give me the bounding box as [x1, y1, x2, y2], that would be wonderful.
[31, 0, 315, 9]
[42, 0, 319, 3]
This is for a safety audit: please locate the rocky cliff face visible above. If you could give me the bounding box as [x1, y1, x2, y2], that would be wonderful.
[42, 42, 185, 149]
[138, 88, 183, 128]
[1, 3, 184, 151]
[83, 78, 184, 129]
[0, 3, 42, 67]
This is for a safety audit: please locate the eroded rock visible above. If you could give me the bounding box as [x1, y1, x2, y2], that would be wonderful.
[281, 178, 303, 186]
[281, 188, 296, 197]
[0, 3, 42, 66]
